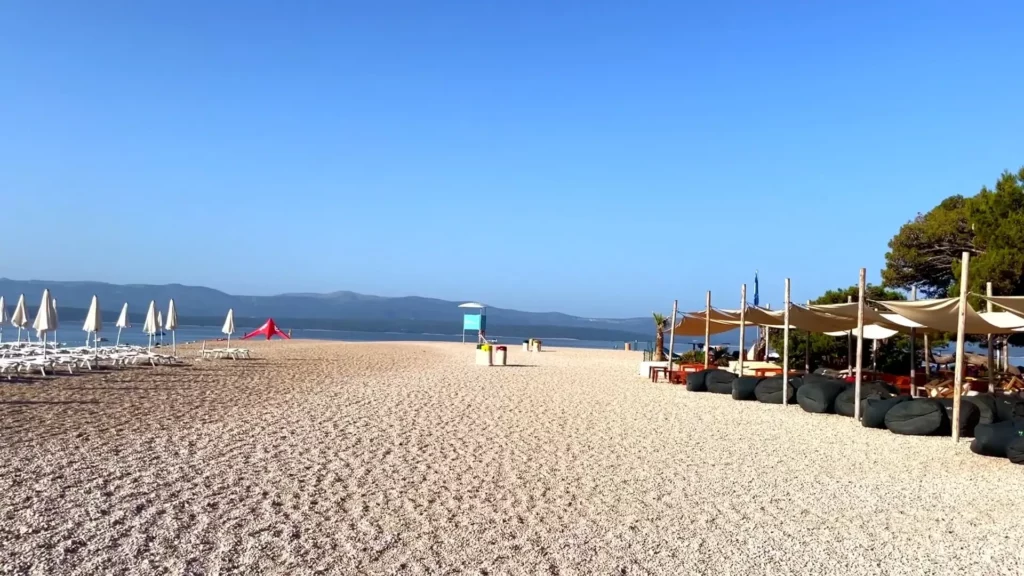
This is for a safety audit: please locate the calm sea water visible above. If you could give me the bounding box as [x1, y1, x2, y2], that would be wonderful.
[0, 325, 650, 351]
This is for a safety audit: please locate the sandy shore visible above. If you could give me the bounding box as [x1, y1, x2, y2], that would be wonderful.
[1, 341, 1022, 575]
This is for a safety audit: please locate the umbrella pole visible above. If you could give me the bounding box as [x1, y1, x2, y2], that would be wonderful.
[116, 326, 122, 347]
[172, 330, 176, 357]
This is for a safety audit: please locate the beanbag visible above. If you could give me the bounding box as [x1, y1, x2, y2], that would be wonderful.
[705, 370, 738, 394]
[936, 398, 981, 438]
[885, 399, 950, 435]
[796, 378, 847, 414]
[754, 377, 799, 404]
[685, 370, 709, 392]
[964, 395, 997, 426]
[1007, 437, 1024, 465]
[993, 397, 1024, 423]
[732, 376, 762, 401]
[835, 381, 894, 417]
[861, 396, 911, 429]
[970, 421, 1024, 457]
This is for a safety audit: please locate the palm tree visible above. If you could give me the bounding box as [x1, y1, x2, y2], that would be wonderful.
[653, 313, 669, 361]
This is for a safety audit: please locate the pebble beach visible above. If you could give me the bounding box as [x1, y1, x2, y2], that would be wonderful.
[2, 341, 1022, 575]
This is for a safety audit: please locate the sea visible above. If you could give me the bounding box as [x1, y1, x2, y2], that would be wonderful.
[1, 325, 651, 351]
[7, 326, 1023, 366]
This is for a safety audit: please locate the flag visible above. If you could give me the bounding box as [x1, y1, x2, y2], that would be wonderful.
[753, 270, 759, 306]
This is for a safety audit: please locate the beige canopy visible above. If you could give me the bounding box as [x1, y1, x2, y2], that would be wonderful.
[874, 298, 1022, 335]
[671, 314, 737, 337]
[824, 324, 899, 340]
[981, 296, 1024, 322]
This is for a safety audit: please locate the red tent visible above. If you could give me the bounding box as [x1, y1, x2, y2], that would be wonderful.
[242, 318, 291, 340]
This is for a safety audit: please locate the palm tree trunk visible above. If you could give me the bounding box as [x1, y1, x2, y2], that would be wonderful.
[655, 330, 665, 361]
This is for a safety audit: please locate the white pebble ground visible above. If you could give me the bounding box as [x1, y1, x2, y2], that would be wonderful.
[1, 341, 1021, 575]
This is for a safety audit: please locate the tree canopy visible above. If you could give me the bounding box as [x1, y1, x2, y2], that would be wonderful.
[882, 168, 1024, 300]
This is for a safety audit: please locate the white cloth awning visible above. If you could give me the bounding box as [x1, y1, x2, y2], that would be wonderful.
[874, 298, 1016, 334]
[824, 324, 899, 339]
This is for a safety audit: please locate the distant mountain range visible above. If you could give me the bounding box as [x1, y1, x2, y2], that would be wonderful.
[0, 278, 667, 342]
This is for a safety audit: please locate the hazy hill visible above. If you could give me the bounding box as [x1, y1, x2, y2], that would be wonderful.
[0, 278, 660, 339]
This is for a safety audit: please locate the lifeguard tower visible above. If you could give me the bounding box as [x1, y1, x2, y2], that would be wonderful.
[459, 302, 488, 344]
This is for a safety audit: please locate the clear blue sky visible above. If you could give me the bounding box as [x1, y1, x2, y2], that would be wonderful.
[2, 1, 1022, 317]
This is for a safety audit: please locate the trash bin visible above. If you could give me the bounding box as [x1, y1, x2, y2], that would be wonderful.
[534, 339, 542, 352]
[522, 340, 530, 352]
[495, 346, 507, 366]
[624, 342, 632, 351]
[475, 344, 493, 366]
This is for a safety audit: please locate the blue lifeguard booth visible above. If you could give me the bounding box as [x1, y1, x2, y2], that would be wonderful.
[459, 302, 488, 344]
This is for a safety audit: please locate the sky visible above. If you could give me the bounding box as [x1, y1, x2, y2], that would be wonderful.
[2, 1, 1023, 318]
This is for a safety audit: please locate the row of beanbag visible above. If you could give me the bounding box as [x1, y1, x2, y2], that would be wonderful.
[679, 368, 1024, 464]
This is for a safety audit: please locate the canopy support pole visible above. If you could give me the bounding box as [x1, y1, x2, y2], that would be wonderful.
[847, 296, 853, 375]
[910, 287, 917, 397]
[805, 300, 811, 373]
[783, 279, 791, 406]
[952, 252, 970, 443]
[667, 300, 678, 366]
[703, 291, 711, 369]
[986, 282, 995, 394]
[854, 268, 866, 421]
[738, 284, 747, 377]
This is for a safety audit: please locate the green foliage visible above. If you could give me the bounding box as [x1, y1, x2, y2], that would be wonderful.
[652, 313, 668, 361]
[883, 168, 1024, 301]
[677, 350, 703, 364]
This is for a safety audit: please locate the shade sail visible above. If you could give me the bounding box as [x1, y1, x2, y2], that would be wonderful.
[978, 310, 1024, 330]
[671, 314, 737, 337]
[824, 325, 899, 339]
[980, 296, 1024, 324]
[874, 298, 1016, 334]
[685, 308, 743, 323]
[808, 301, 929, 333]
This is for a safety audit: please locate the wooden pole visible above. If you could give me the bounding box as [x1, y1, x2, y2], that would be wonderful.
[804, 300, 811, 373]
[987, 282, 995, 394]
[952, 253, 970, 443]
[910, 286, 917, 396]
[667, 300, 678, 367]
[783, 279, 791, 406]
[854, 268, 866, 420]
[704, 291, 711, 369]
[738, 284, 747, 376]
[847, 295, 853, 375]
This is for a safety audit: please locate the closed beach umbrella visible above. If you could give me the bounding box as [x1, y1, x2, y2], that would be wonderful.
[143, 300, 160, 351]
[0, 296, 6, 344]
[50, 297, 60, 346]
[165, 299, 178, 356]
[11, 294, 28, 342]
[157, 310, 164, 345]
[32, 289, 56, 359]
[115, 303, 130, 346]
[82, 295, 102, 350]
[222, 309, 235, 346]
